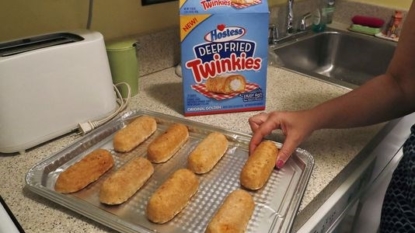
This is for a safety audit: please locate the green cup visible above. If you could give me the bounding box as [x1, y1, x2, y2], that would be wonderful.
[106, 39, 139, 98]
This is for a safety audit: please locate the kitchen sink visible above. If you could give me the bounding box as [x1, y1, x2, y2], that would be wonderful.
[270, 29, 397, 89]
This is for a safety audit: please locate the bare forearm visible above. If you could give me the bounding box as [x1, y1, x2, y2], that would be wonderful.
[309, 73, 414, 130]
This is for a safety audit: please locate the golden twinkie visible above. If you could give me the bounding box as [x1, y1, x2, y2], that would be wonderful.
[180, 0, 269, 116]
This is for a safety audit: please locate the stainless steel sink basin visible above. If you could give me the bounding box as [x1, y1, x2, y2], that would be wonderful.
[271, 29, 397, 89]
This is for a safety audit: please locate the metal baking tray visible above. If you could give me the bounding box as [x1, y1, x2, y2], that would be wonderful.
[26, 109, 314, 233]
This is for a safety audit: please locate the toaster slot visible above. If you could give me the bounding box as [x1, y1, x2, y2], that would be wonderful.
[0, 33, 84, 57]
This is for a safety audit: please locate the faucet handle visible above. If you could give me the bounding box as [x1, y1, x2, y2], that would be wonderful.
[299, 12, 312, 31]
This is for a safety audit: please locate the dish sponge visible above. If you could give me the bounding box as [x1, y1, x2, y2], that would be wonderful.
[352, 15, 385, 28]
[348, 24, 381, 36]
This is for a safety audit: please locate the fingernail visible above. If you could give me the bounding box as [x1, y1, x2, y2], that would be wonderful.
[276, 160, 285, 169]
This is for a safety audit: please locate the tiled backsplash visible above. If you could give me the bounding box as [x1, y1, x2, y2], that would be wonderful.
[135, 0, 407, 77]
[136, 28, 180, 76]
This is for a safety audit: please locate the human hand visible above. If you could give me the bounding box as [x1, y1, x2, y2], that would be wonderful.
[248, 111, 317, 169]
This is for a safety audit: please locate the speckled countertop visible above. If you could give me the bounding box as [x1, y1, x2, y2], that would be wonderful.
[0, 66, 384, 233]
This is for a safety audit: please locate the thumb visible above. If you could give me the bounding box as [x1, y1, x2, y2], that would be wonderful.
[275, 139, 298, 169]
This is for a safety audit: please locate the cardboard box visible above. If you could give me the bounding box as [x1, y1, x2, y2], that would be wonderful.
[180, 0, 269, 116]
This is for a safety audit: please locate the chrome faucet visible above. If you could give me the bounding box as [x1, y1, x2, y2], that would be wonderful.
[287, 0, 294, 34]
[268, 1, 312, 46]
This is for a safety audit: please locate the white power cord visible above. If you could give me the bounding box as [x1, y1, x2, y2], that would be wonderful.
[78, 82, 131, 135]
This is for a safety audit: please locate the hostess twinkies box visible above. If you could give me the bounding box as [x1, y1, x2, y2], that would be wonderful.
[180, 0, 269, 116]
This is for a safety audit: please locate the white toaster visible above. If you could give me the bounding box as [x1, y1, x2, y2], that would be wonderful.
[0, 30, 117, 154]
